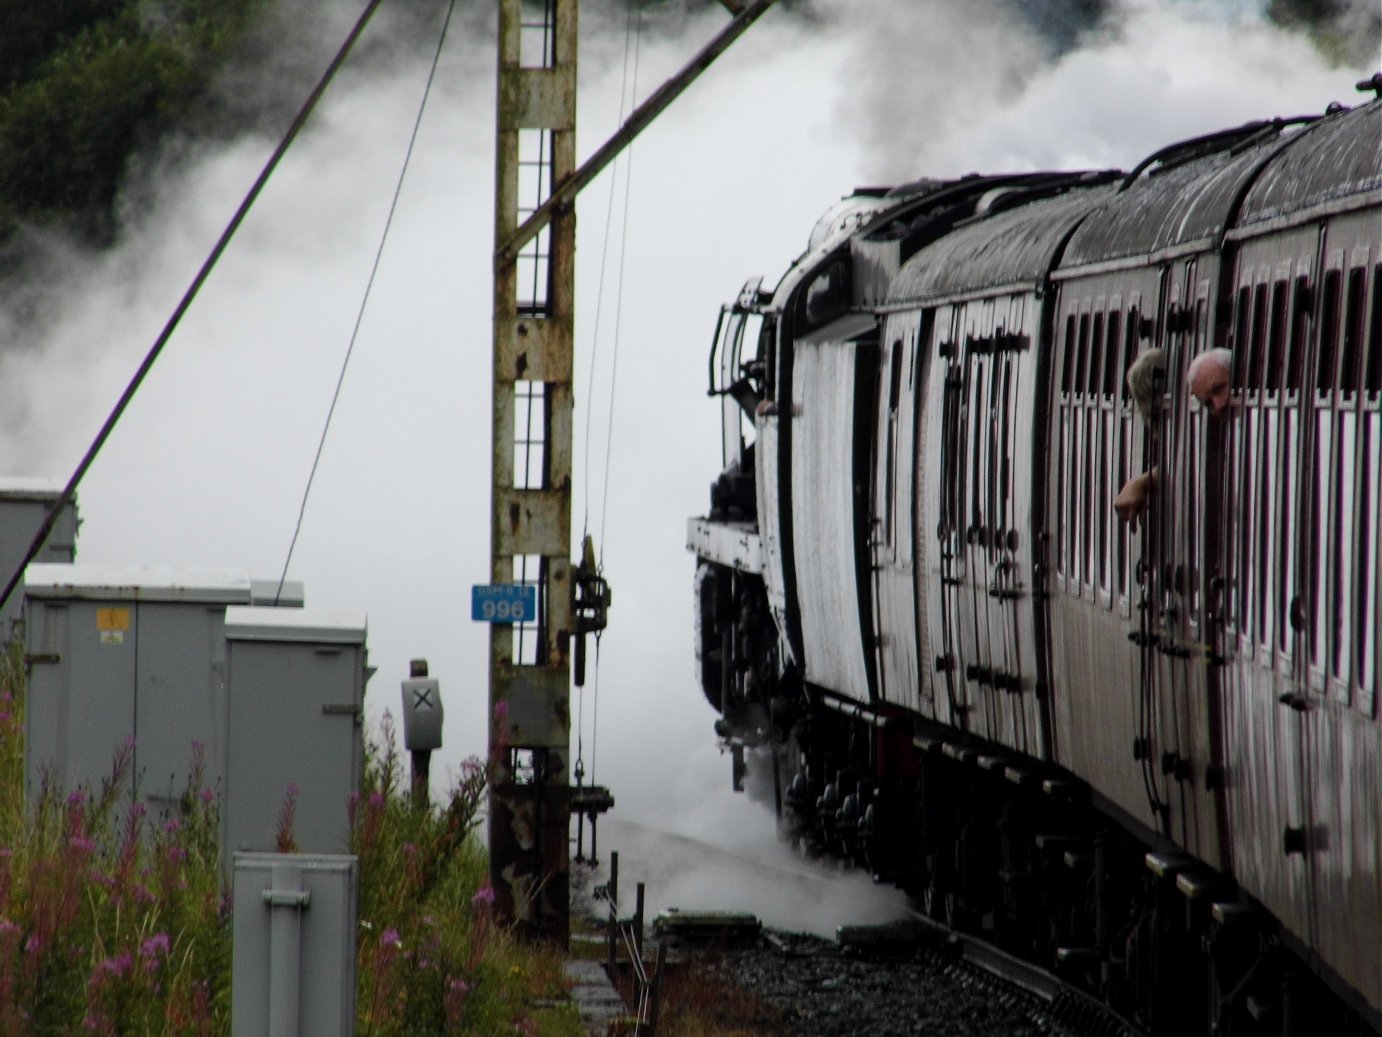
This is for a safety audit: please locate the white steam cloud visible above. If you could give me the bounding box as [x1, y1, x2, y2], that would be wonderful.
[828, 0, 1373, 179]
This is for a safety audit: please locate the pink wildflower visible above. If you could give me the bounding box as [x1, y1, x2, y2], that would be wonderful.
[97, 952, 133, 978]
[380, 928, 402, 949]
[141, 932, 171, 961]
[471, 885, 496, 909]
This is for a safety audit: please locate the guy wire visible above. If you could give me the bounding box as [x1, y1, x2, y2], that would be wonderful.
[0, 0, 389, 614]
[276, 0, 460, 603]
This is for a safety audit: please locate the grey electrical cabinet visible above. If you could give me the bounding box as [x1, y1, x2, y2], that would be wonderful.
[231, 853, 357, 1037]
[0, 480, 78, 641]
[23, 564, 261, 812]
[223, 608, 366, 859]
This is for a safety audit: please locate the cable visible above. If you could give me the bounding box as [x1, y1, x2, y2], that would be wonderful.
[0, 0, 388, 614]
[581, 0, 641, 541]
[275, 0, 459, 604]
[580, 0, 643, 785]
[597, 3, 643, 559]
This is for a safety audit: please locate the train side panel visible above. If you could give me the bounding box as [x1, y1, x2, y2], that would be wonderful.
[1224, 202, 1382, 1015]
[790, 322, 879, 703]
[1046, 268, 1163, 835]
[920, 303, 967, 731]
[871, 311, 926, 714]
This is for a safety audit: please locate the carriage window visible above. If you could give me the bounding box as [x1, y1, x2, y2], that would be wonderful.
[1277, 416, 1295, 657]
[1331, 411, 1356, 682]
[1121, 309, 1139, 401]
[1238, 410, 1255, 643]
[1257, 411, 1275, 646]
[1309, 424, 1327, 669]
[1367, 266, 1382, 395]
[970, 365, 985, 528]
[1088, 313, 1105, 395]
[1057, 404, 1067, 577]
[1076, 313, 1091, 396]
[801, 257, 851, 330]
[888, 339, 904, 412]
[1061, 314, 1076, 394]
[997, 357, 1013, 543]
[1266, 281, 1288, 393]
[1235, 286, 1251, 354]
[1340, 266, 1367, 395]
[1355, 420, 1374, 693]
[1104, 312, 1122, 397]
[1318, 270, 1342, 393]
[1247, 284, 1269, 392]
[1186, 426, 1200, 617]
[1287, 276, 1310, 393]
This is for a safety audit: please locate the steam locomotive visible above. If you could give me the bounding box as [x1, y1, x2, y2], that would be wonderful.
[689, 82, 1382, 1034]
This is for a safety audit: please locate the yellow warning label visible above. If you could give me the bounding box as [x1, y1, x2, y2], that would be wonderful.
[96, 608, 130, 633]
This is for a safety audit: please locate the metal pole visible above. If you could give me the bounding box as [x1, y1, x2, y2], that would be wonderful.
[634, 881, 645, 961]
[490, 0, 579, 945]
[488, 0, 779, 945]
[648, 940, 669, 1036]
[494, 0, 781, 269]
[410, 749, 431, 810]
[265, 861, 307, 1037]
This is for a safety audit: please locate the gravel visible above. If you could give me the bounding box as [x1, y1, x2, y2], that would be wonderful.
[684, 930, 1083, 1037]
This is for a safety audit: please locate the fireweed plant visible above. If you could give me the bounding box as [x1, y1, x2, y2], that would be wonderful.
[0, 643, 579, 1035]
[352, 711, 577, 1036]
[0, 641, 227, 1034]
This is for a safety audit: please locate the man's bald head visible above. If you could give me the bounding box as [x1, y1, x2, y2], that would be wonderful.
[1187, 348, 1233, 416]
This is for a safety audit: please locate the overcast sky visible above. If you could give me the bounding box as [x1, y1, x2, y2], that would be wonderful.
[0, 0, 1373, 851]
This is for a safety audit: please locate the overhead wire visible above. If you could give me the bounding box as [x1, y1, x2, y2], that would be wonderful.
[275, 0, 460, 604]
[577, 0, 644, 788]
[597, 9, 641, 563]
[0, 0, 389, 615]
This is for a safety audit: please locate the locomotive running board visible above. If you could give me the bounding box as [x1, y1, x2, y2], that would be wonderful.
[687, 517, 763, 575]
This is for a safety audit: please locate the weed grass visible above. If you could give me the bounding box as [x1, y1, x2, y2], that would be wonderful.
[0, 639, 581, 1035]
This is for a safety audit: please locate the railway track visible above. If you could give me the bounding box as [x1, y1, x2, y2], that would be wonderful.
[903, 917, 1146, 1037]
[590, 818, 1149, 1035]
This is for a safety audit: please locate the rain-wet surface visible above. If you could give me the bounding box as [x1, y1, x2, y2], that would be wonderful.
[573, 818, 1083, 1036]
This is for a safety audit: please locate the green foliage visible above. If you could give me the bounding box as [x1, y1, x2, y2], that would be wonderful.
[0, 641, 229, 1034]
[0, 0, 266, 241]
[352, 714, 580, 1036]
[0, 646, 582, 1035]
[0, 0, 133, 91]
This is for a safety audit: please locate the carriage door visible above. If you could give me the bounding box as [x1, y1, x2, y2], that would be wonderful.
[931, 306, 970, 731]
[937, 298, 1032, 753]
[1159, 257, 1228, 864]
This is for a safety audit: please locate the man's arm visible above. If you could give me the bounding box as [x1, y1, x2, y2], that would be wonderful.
[1114, 466, 1160, 530]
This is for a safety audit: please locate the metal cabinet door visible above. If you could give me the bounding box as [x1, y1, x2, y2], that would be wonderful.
[223, 639, 362, 857]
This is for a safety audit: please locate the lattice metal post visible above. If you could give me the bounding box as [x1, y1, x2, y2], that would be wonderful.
[490, 0, 578, 944]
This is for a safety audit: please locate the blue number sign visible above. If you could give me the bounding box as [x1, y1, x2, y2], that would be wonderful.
[471, 584, 537, 624]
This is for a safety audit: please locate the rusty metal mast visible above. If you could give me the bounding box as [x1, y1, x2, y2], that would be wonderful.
[489, 0, 779, 944]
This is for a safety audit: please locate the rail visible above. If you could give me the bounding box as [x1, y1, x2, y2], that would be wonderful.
[593, 851, 668, 1035]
